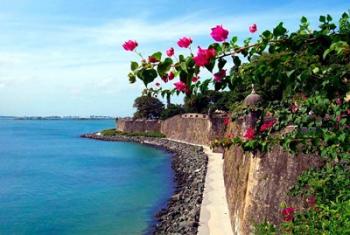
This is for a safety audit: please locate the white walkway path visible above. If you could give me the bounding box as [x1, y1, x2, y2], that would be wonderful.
[198, 146, 233, 235]
[167, 139, 233, 235]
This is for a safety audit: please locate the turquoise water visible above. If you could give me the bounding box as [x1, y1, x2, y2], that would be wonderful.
[0, 119, 173, 235]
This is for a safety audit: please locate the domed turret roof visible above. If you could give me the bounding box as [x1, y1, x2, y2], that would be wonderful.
[244, 84, 262, 106]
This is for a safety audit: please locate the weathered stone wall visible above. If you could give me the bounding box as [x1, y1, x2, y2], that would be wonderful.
[117, 118, 161, 133]
[209, 114, 227, 141]
[117, 113, 227, 146]
[223, 121, 324, 234]
[161, 114, 211, 145]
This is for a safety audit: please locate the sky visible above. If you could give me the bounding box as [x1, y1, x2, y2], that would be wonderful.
[0, 0, 348, 117]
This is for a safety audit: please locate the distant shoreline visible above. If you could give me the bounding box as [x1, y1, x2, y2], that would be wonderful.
[0, 116, 116, 120]
[81, 133, 208, 235]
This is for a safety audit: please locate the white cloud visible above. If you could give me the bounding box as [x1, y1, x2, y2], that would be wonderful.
[0, 6, 346, 116]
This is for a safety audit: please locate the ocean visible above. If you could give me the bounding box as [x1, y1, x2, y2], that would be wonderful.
[0, 119, 173, 235]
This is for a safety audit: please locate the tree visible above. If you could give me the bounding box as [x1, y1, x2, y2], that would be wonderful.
[160, 104, 185, 120]
[133, 95, 164, 119]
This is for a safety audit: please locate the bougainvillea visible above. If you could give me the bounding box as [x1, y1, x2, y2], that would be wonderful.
[177, 37, 192, 48]
[124, 11, 350, 234]
[249, 23, 258, 33]
[122, 40, 138, 51]
[210, 25, 229, 42]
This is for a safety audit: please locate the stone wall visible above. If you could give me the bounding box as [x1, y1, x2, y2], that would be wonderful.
[161, 114, 211, 145]
[223, 121, 324, 234]
[117, 118, 161, 133]
[117, 113, 227, 146]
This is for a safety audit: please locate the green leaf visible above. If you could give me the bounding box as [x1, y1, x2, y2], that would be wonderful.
[320, 15, 326, 22]
[205, 59, 215, 72]
[261, 30, 273, 40]
[179, 54, 185, 62]
[141, 68, 158, 87]
[301, 16, 308, 24]
[326, 14, 332, 22]
[128, 72, 136, 83]
[151, 52, 162, 61]
[157, 58, 173, 77]
[218, 58, 227, 70]
[130, 61, 138, 71]
[180, 62, 188, 73]
[200, 79, 211, 93]
[230, 36, 238, 45]
[186, 57, 195, 68]
[273, 22, 287, 37]
[232, 56, 241, 67]
[179, 70, 187, 83]
[209, 43, 222, 54]
[338, 133, 346, 143]
[312, 67, 320, 74]
[243, 37, 252, 46]
[286, 69, 296, 78]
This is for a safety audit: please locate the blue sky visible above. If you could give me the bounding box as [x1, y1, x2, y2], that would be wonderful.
[0, 0, 348, 117]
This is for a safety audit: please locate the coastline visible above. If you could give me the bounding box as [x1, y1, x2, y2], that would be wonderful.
[81, 133, 208, 235]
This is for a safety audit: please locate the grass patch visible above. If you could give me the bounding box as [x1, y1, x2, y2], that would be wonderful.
[100, 128, 166, 138]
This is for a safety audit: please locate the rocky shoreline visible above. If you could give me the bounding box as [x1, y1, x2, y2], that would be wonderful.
[80, 133, 208, 235]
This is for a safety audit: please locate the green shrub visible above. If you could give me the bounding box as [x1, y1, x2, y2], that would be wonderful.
[100, 129, 165, 138]
[160, 104, 185, 120]
[133, 95, 164, 119]
[100, 128, 117, 136]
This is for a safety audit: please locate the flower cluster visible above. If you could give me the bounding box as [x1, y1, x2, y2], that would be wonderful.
[177, 37, 192, 48]
[259, 119, 276, 132]
[244, 127, 255, 140]
[214, 69, 226, 83]
[166, 47, 174, 57]
[122, 40, 138, 51]
[282, 207, 295, 222]
[193, 47, 216, 67]
[174, 81, 187, 92]
[122, 22, 259, 94]
[210, 25, 229, 42]
[249, 23, 257, 33]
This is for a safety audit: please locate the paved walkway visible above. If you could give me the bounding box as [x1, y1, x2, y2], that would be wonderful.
[167, 139, 233, 235]
[198, 146, 233, 235]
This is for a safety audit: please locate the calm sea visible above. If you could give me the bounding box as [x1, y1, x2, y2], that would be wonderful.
[0, 119, 173, 235]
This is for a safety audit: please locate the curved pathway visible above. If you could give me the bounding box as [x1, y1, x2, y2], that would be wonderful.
[167, 139, 232, 235]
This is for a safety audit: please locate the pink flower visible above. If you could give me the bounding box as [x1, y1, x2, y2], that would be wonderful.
[168, 71, 175, 80]
[347, 109, 350, 116]
[155, 82, 160, 87]
[166, 47, 174, 57]
[244, 128, 255, 140]
[174, 81, 187, 92]
[282, 207, 295, 222]
[224, 117, 230, 126]
[122, 40, 138, 51]
[193, 49, 208, 66]
[306, 196, 316, 207]
[210, 25, 229, 42]
[214, 70, 226, 83]
[249, 24, 257, 33]
[148, 56, 159, 63]
[207, 48, 216, 58]
[290, 103, 299, 113]
[161, 74, 168, 83]
[192, 76, 199, 82]
[177, 37, 192, 48]
[193, 47, 216, 67]
[259, 119, 276, 132]
[336, 98, 343, 106]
